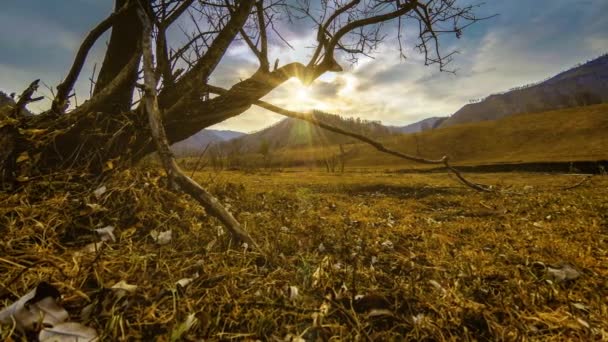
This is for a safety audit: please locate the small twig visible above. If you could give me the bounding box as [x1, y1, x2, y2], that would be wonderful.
[40, 81, 56, 103]
[326, 296, 372, 341]
[0, 260, 68, 299]
[89, 63, 97, 98]
[190, 142, 212, 178]
[561, 175, 592, 190]
[442, 159, 493, 192]
[76, 242, 107, 289]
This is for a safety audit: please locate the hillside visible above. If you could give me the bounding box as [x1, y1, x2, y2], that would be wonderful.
[390, 116, 447, 133]
[170, 129, 244, 156]
[221, 111, 395, 153]
[254, 103, 608, 168]
[439, 54, 608, 128]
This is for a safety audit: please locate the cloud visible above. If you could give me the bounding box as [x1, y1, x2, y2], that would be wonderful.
[0, 1, 112, 112]
[209, 54, 259, 88]
[309, 78, 346, 99]
[211, 105, 284, 133]
[256, 0, 608, 129]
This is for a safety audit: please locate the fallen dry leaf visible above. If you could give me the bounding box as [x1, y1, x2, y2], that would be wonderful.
[39, 322, 98, 342]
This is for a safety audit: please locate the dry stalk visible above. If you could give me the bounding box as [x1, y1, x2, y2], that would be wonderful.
[561, 175, 593, 190]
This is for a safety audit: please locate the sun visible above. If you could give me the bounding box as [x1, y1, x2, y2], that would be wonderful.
[284, 81, 315, 110]
[295, 87, 311, 103]
[280, 78, 332, 112]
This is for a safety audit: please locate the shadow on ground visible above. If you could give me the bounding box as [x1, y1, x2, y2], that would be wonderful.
[316, 183, 461, 200]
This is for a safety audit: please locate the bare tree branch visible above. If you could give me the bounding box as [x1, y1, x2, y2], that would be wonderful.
[137, 4, 255, 246]
[221, 0, 269, 70]
[255, 0, 270, 71]
[155, 24, 174, 85]
[168, 29, 219, 69]
[52, 1, 132, 114]
[155, 0, 197, 85]
[64, 53, 141, 118]
[206, 84, 493, 192]
[324, 1, 418, 66]
[190, 142, 212, 177]
[158, 0, 256, 110]
[90, 0, 144, 113]
[13, 80, 42, 117]
[309, 0, 361, 67]
[162, 0, 195, 26]
[9, 0, 490, 191]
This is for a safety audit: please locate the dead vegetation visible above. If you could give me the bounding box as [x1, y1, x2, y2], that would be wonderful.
[1, 169, 607, 340]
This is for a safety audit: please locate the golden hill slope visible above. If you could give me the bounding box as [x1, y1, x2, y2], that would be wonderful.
[438, 54, 608, 128]
[266, 103, 608, 168]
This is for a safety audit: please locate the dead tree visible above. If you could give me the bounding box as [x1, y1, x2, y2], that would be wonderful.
[338, 144, 357, 173]
[324, 155, 337, 173]
[324, 144, 355, 173]
[413, 133, 422, 156]
[208, 145, 226, 172]
[0, 0, 490, 243]
[258, 139, 273, 171]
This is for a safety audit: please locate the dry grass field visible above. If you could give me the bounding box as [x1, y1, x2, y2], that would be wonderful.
[1, 168, 607, 340]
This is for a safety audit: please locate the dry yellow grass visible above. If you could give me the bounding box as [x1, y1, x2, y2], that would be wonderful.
[1, 168, 607, 340]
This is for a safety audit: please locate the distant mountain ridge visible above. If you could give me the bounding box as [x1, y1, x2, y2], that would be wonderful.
[390, 116, 447, 134]
[439, 53, 608, 128]
[212, 130, 244, 141]
[221, 111, 395, 153]
[171, 129, 244, 156]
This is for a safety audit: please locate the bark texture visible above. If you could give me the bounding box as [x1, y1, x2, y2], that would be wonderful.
[92, 0, 143, 113]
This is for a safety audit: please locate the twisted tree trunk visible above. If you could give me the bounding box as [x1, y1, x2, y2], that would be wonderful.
[92, 0, 142, 113]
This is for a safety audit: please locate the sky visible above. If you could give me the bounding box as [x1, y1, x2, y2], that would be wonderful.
[0, 1, 607, 133]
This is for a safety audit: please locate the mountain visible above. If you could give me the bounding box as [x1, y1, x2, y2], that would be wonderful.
[171, 129, 244, 156]
[439, 54, 608, 128]
[221, 111, 395, 153]
[391, 116, 447, 134]
[213, 130, 244, 141]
